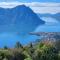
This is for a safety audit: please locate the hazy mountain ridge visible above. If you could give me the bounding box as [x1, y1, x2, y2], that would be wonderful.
[37, 13, 60, 21]
[0, 5, 45, 33]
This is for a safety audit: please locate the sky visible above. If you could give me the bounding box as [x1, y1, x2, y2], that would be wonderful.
[0, 0, 60, 3]
[0, 0, 60, 14]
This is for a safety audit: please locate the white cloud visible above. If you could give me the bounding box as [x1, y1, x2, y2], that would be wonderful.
[0, 2, 22, 8]
[0, 2, 60, 14]
[26, 2, 60, 7]
[0, 2, 60, 7]
[30, 7, 60, 14]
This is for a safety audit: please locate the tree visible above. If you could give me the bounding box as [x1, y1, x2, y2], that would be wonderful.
[4, 46, 8, 49]
[31, 42, 58, 60]
[55, 40, 60, 51]
[13, 50, 26, 60]
[15, 41, 23, 48]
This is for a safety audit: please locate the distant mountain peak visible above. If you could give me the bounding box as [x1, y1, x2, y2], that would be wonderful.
[14, 5, 27, 8]
[0, 5, 45, 33]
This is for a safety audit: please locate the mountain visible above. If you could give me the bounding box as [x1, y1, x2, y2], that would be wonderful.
[37, 13, 60, 22]
[53, 13, 60, 21]
[0, 5, 45, 33]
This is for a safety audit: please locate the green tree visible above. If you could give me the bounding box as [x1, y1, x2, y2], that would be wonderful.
[15, 41, 23, 48]
[4, 46, 8, 49]
[31, 42, 58, 60]
[13, 50, 26, 60]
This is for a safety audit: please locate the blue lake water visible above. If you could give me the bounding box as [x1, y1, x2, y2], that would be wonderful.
[0, 32, 39, 48]
[35, 23, 60, 32]
[0, 18, 60, 48]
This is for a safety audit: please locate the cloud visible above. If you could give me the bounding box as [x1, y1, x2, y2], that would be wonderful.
[31, 6, 60, 14]
[0, 2, 60, 14]
[0, 2, 60, 7]
[26, 2, 60, 7]
[0, 2, 22, 8]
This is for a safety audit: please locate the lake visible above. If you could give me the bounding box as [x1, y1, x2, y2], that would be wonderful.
[0, 17, 60, 48]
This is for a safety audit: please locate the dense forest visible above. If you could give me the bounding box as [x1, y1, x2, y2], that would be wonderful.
[0, 32, 60, 60]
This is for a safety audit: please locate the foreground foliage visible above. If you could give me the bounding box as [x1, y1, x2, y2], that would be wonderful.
[0, 40, 60, 60]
